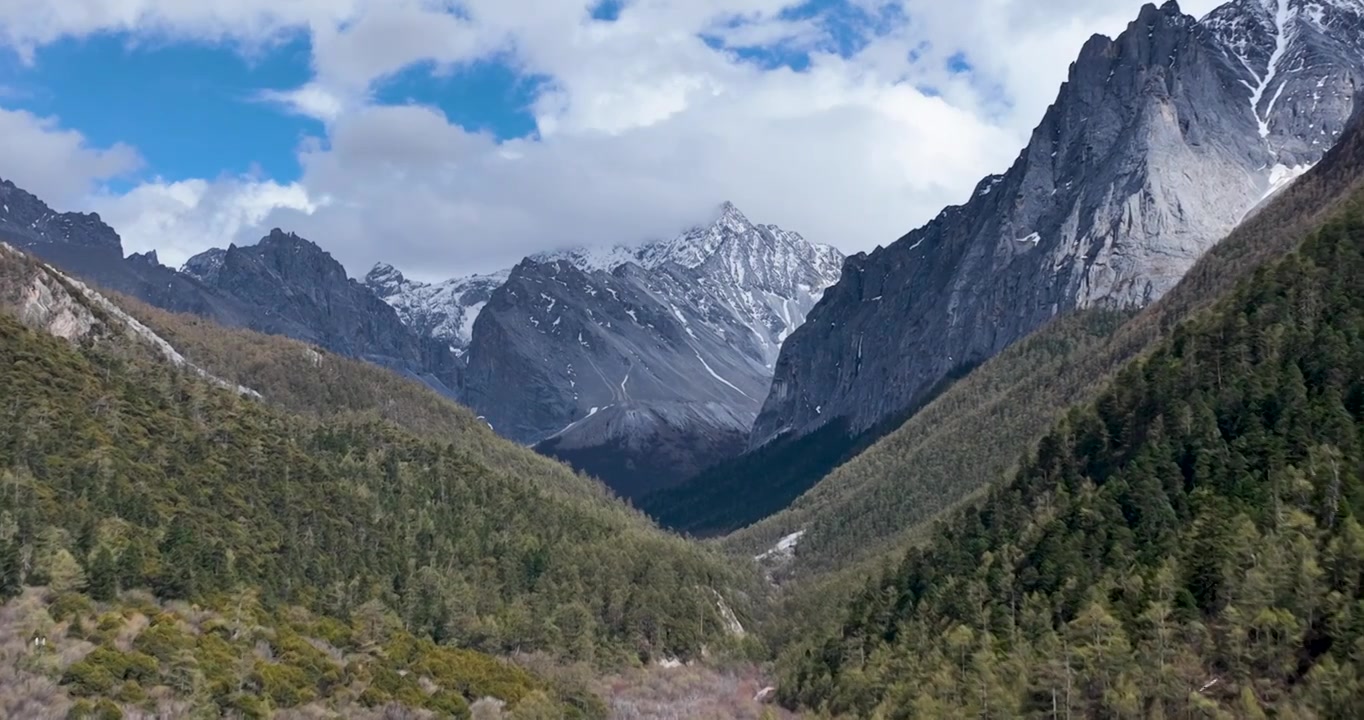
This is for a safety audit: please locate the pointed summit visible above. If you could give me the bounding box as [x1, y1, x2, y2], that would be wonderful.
[710, 201, 755, 234]
[364, 262, 411, 294]
[181, 247, 227, 283]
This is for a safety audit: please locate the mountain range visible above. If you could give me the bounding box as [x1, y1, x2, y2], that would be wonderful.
[649, 0, 1364, 534]
[355, 202, 843, 497]
[3, 0, 1364, 716]
[755, 0, 1364, 449]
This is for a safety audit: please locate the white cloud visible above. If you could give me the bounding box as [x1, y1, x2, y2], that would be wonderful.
[0, 107, 141, 206]
[257, 83, 345, 122]
[0, 0, 366, 61]
[0, 0, 1235, 279]
[91, 176, 325, 268]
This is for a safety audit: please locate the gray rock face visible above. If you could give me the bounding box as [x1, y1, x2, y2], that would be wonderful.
[182, 232, 464, 397]
[455, 204, 842, 497]
[751, 0, 1364, 448]
[363, 263, 509, 353]
[0, 177, 248, 320]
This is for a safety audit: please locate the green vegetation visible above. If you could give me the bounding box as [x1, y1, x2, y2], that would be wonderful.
[2, 587, 603, 718]
[116, 295, 615, 506]
[778, 201, 1364, 716]
[0, 247, 766, 718]
[725, 310, 1129, 574]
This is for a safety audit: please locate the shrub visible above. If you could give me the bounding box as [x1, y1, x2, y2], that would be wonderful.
[62, 647, 159, 696]
[131, 621, 191, 662]
[252, 659, 317, 708]
[427, 690, 472, 719]
[50, 592, 94, 622]
[66, 698, 123, 720]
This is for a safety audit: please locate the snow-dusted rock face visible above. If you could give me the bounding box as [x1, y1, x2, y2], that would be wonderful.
[751, 0, 1364, 449]
[526, 202, 844, 367]
[449, 203, 842, 497]
[363, 263, 509, 353]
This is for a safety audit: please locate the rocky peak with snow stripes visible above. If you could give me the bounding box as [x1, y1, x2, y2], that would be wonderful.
[375, 201, 844, 365]
[750, 0, 1364, 450]
[1202, 0, 1364, 167]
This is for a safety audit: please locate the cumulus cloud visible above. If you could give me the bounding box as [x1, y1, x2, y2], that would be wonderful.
[255, 61, 1018, 279]
[0, 0, 1231, 280]
[0, 107, 141, 206]
[89, 176, 325, 268]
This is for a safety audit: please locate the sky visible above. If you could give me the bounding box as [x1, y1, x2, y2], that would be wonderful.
[0, 0, 1224, 280]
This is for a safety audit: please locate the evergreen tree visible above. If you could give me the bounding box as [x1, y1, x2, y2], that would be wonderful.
[0, 538, 20, 598]
[87, 545, 116, 602]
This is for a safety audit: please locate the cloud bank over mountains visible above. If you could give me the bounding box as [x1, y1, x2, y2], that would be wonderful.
[0, 0, 1220, 278]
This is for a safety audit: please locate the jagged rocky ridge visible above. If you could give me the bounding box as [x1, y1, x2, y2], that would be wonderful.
[0, 179, 463, 399]
[0, 179, 246, 321]
[381, 203, 843, 498]
[178, 232, 464, 397]
[750, 0, 1364, 450]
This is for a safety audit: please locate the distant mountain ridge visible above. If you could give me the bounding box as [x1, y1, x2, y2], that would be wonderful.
[0, 179, 466, 399]
[451, 202, 844, 498]
[179, 230, 465, 396]
[363, 263, 509, 354]
[364, 201, 841, 498]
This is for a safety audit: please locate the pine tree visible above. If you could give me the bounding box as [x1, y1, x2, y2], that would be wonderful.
[0, 539, 20, 598]
[47, 549, 86, 594]
[116, 540, 146, 591]
[88, 545, 116, 602]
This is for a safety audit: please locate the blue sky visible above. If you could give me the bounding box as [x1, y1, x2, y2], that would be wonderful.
[0, 35, 319, 186]
[0, 0, 913, 188]
[0, 0, 1207, 277]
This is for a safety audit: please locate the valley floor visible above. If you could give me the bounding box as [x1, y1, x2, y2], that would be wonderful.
[598, 664, 793, 719]
[0, 586, 791, 720]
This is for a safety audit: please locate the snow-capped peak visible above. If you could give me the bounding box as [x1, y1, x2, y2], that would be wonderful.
[372, 202, 844, 363]
[530, 202, 768, 274]
[363, 264, 510, 351]
[1200, 0, 1364, 162]
[364, 262, 415, 295]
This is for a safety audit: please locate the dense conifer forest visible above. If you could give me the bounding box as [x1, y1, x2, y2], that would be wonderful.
[777, 204, 1364, 717]
[0, 254, 758, 716]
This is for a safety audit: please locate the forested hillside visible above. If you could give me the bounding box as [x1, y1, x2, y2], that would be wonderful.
[0, 249, 757, 716]
[114, 295, 616, 506]
[779, 200, 1364, 716]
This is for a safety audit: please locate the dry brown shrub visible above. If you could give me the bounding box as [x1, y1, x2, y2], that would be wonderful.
[114, 611, 150, 651]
